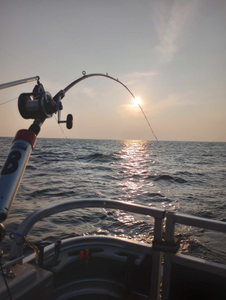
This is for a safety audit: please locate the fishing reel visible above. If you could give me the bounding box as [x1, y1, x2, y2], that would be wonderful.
[18, 82, 57, 120]
[18, 91, 56, 119]
[18, 83, 73, 129]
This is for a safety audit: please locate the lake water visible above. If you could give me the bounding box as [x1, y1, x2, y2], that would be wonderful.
[0, 137, 226, 264]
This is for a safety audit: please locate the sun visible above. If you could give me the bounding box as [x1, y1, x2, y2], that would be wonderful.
[133, 97, 141, 107]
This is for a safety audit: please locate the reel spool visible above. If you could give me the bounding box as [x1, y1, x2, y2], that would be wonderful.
[18, 85, 73, 130]
[18, 91, 56, 119]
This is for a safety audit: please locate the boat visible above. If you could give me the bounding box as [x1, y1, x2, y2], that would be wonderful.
[0, 75, 226, 300]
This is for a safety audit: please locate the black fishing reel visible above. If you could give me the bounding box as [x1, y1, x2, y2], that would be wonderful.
[18, 91, 56, 119]
[18, 83, 73, 129]
[18, 82, 57, 119]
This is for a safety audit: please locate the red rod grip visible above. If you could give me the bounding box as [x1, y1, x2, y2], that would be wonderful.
[14, 129, 37, 149]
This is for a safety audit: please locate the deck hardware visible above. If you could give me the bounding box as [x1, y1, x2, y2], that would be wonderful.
[79, 251, 84, 261]
[38, 245, 44, 267]
[1, 255, 24, 278]
[51, 240, 61, 267]
[152, 238, 179, 254]
[78, 249, 89, 266]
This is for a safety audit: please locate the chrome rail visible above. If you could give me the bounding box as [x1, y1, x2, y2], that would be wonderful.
[9, 201, 226, 300]
[10, 198, 165, 300]
[174, 212, 226, 232]
[162, 211, 226, 300]
[10, 198, 165, 242]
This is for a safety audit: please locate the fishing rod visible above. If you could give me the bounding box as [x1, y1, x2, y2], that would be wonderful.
[63, 71, 135, 97]
[0, 72, 157, 222]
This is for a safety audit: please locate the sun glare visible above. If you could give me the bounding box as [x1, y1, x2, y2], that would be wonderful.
[133, 97, 141, 107]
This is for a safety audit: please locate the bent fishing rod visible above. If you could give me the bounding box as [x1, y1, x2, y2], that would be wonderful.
[0, 72, 157, 222]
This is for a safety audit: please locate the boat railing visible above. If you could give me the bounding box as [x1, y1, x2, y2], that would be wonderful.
[10, 198, 165, 300]
[162, 211, 226, 300]
[8, 199, 226, 300]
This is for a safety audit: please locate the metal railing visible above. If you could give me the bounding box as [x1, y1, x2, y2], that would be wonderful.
[162, 211, 226, 300]
[9, 198, 165, 300]
[8, 200, 226, 300]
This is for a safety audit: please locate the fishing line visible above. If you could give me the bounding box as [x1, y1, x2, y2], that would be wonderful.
[53, 115, 103, 199]
[0, 98, 17, 106]
[61, 72, 159, 143]
[54, 72, 159, 207]
[138, 104, 158, 143]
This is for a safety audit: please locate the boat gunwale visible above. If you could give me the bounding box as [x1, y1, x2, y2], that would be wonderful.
[23, 235, 153, 264]
[10, 198, 165, 258]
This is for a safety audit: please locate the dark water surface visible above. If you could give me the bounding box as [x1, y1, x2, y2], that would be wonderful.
[0, 138, 226, 264]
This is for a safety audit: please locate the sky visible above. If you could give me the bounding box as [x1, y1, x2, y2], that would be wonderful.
[0, 0, 225, 142]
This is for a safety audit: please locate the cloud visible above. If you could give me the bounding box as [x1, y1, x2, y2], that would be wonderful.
[154, 0, 198, 62]
[41, 78, 65, 95]
[150, 90, 196, 115]
[81, 86, 96, 97]
[122, 71, 159, 86]
[126, 71, 159, 78]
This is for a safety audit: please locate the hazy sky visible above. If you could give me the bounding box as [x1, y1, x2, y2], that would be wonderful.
[0, 0, 225, 141]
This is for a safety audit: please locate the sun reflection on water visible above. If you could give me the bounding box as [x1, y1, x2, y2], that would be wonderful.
[117, 140, 155, 200]
[112, 140, 157, 242]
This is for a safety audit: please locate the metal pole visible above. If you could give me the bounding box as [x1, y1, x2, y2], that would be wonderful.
[0, 76, 39, 90]
[162, 212, 176, 300]
[149, 217, 164, 300]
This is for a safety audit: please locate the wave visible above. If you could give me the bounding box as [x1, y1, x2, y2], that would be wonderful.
[143, 192, 165, 198]
[145, 174, 187, 183]
[196, 210, 216, 219]
[175, 171, 204, 177]
[178, 233, 226, 264]
[30, 189, 78, 198]
[78, 152, 121, 163]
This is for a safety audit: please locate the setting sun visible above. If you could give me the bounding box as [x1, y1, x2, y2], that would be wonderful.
[133, 97, 141, 107]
